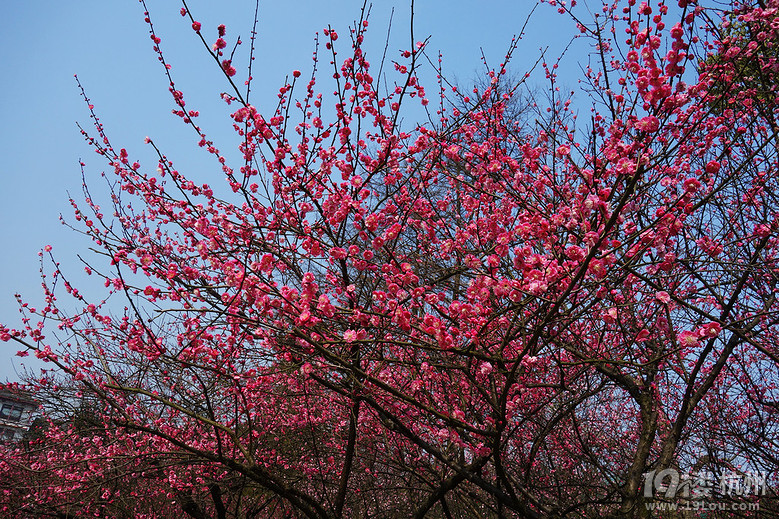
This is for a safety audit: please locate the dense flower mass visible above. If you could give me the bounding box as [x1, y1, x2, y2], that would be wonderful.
[2, 0, 779, 517]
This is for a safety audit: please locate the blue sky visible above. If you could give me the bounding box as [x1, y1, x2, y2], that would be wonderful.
[0, 1, 582, 382]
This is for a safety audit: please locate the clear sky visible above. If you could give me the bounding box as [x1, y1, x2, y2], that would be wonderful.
[0, 1, 582, 382]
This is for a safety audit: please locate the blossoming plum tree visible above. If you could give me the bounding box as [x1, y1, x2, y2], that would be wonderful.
[2, 0, 779, 517]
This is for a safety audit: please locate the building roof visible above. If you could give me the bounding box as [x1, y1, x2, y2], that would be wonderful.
[0, 389, 38, 407]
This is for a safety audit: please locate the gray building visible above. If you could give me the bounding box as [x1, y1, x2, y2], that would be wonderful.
[0, 390, 38, 441]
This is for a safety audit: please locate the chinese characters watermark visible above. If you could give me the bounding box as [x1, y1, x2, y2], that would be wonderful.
[642, 468, 767, 512]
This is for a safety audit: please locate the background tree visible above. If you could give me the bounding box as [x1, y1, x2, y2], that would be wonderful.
[701, 1, 779, 114]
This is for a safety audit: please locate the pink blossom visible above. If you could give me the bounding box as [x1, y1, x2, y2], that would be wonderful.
[699, 322, 722, 338]
[636, 116, 660, 133]
[705, 160, 720, 174]
[679, 330, 699, 347]
[683, 177, 701, 193]
[565, 245, 585, 261]
[754, 224, 771, 238]
[222, 60, 236, 76]
[6, 3, 778, 513]
[330, 247, 348, 260]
